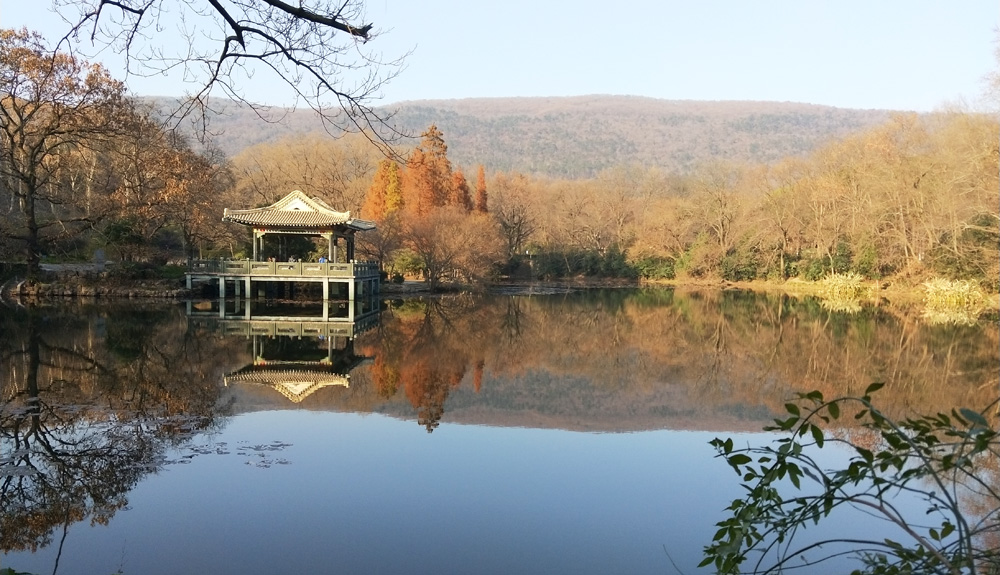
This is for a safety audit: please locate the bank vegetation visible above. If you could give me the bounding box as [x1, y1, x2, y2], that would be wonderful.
[1, 28, 996, 303]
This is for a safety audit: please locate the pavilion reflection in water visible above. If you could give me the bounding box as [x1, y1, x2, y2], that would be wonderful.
[187, 296, 379, 404]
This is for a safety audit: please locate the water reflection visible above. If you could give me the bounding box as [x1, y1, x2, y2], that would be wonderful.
[0, 289, 996, 573]
[346, 290, 997, 433]
[0, 304, 226, 557]
[187, 289, 998, 431]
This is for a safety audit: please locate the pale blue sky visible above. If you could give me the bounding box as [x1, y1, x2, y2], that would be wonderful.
[2, 1, 996, 111]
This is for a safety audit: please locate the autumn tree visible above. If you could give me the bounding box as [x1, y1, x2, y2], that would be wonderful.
[160, 146, 237, 261]
[754, 160, 809, 279]
[691, 161, 745, 255]
[357, 211, 403, 274]
[450, 168, 473, 211]
[475, 164, 488, 213]
[401, 125, 453, 216]
[490, 172, 537, 257]
[232, 132, 380, 211]
[0, 28, 127, 279]
[362, 158, 403, 221]
[402, 208, 503, 290]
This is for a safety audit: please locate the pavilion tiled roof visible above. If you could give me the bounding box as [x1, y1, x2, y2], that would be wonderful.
[225, 363, 350, 403]
[222, 190, 375, 231]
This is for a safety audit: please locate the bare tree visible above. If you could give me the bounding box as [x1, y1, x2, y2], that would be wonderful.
[403, 208, 503, 290]
[0, 29, 128, 279]
[52, 0, 408, 150]
[490, 172, 537, 257]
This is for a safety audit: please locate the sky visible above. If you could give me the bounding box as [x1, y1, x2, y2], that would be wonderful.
[1, 0, 996, 112]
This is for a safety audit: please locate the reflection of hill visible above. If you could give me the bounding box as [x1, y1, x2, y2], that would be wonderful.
[212, 290, 998, 433]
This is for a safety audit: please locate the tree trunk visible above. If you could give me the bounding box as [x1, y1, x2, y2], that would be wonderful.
[24, 188, 40, 281]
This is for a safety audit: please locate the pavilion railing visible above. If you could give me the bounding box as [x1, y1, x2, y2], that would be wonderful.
[188, 259, 380, 279]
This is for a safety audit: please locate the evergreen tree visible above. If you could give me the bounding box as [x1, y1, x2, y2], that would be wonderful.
[450, 169, 473, 211]
[384, 160, 403, 214]
[362, 158, 403, 221]
[475, 164, 489, 213]
[402, 148, 437, 216]
[402, 124, 456, 217]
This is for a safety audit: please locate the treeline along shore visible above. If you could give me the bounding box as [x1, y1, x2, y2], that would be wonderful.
[2, 29, 997, 304]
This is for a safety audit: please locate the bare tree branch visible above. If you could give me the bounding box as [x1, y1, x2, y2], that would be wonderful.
[51, 0, 409, 153]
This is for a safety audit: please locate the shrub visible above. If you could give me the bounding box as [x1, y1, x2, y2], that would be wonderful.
[817, 272, 873, 313]
[633, 256, 676, 280]
[819, 271, 871, 300]
[720, 249, 760, 282]
[705, 385, 1000, 575]
[921, 277, 988, 325]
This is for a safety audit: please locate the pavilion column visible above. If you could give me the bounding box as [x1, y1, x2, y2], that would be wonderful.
[253, 230, 266, 262]
[332, 238, 339, 263]
[323, 232, 333, 262]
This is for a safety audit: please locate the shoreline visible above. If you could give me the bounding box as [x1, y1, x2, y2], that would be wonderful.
[3, 273, 998, 311]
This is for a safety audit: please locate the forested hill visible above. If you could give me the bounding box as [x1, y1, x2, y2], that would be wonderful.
[155, 95, 894, 178]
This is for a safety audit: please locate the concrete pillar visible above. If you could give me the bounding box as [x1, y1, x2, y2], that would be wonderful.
[245, 277, 251, 299]
[323, 280, 329, 301]
[348, 279, 355, 301]
[219, 277, 226, 299]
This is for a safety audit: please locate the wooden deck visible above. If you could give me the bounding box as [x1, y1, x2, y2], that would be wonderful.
[185, 259, 380, 299]
[186, 291, 380, 323]
[187, 259, 379, 279]
[187, 310, 380, 339]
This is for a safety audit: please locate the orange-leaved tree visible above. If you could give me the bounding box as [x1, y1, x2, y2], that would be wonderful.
[475, 164, 489, 213]
[362, 158, 403, 221]
[450, 168, 473, 211]
[401, 124, 453, 217]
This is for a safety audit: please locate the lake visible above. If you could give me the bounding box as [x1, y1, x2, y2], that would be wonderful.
[1, 288, 996, 575]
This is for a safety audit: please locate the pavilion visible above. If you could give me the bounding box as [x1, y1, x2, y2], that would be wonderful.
[185, 190, 380, 302]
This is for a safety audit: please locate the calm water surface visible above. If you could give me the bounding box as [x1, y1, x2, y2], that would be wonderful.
[1, 289, 996, 575]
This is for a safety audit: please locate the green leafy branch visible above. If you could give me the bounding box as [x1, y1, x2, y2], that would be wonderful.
[703, 383, 1000, 575]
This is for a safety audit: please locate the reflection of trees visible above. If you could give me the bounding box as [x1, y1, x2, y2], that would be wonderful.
[0, 305, 231, 555]
[353, 289, 998, 430]
[358, 298, 485, 432]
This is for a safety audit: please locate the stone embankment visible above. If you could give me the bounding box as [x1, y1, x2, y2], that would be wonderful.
[2, 273, 191, 300]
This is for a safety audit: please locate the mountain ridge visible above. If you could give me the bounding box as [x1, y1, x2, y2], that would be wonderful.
[148, 95, 896, 178]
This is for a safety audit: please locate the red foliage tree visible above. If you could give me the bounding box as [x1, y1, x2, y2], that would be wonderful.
[475, 164, 488, 213]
